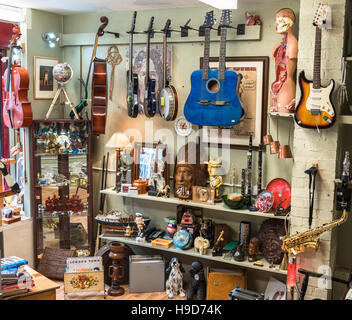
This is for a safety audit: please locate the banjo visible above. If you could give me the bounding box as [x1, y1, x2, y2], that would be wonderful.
[159, 19, 178, 121]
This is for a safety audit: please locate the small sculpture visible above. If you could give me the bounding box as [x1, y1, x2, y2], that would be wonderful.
[212, 230, 224, 256]
[248, 237, 260, 262]
[270, 8, 298, 113]
[245, 12, 262, 26]
[194, 236, 210, 255]
[200, 219, 214, 248]
[207, 157, 223, 202]
[124, 224, 133, 237]
[165, 257, 186, 299]
[233, 244, 245, 262]
[187, 261, 206, 300]
[135, 212, 146, 243]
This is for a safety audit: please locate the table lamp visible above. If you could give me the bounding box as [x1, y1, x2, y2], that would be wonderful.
[105, 133, 132, 192]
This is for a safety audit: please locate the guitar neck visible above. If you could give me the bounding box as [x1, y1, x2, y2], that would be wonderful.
[129, 33, 134, 81]
[313, 26, 322, 89]
[163, 33, 167, 88]
[5, 45, 13, 92]
[202, 27, 211, 81]
[218, 27, 227, 81]
[145, 33, 150, 86]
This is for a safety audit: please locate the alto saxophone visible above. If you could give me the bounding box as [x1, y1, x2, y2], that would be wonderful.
[282, 205, 348, 255]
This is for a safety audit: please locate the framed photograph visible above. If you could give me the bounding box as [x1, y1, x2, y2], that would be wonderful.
[33, 56, 59, 99]
[200, 56, 269, 150]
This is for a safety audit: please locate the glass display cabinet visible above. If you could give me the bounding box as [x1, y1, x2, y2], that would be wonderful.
[31, 120, 93, 267]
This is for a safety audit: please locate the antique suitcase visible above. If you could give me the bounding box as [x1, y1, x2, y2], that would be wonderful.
[129, 255, 165, 293]
[228, 288, 264, 300]
[206, 267, 246, 300]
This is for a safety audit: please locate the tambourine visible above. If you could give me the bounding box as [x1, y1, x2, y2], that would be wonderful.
[173, 229, 192, 250]
[256, 190, 274, 213]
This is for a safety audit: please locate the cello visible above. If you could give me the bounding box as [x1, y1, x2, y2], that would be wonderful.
[2, 25, 32, 130]
[70, 16, 108, 135]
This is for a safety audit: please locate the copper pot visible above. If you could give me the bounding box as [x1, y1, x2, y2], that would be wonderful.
[263, 135, 274, 145]
[278, 145, 293, 159]
[270, 141, 280, 154]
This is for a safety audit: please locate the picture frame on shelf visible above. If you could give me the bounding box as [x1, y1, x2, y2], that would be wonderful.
[200, 56, 269, 150]
[192, 186, 215, 205]
[131, 142, 170, 188]
[33, 56, 59, 99]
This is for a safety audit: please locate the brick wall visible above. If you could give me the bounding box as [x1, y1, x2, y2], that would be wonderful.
[291, 0, 346, 300]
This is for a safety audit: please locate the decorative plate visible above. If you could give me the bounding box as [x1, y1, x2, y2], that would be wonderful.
[266, 178, 291, 210]
[256, 190, 274, 213]
[174, 116, 192, 137]
[173, 229, 192, 249]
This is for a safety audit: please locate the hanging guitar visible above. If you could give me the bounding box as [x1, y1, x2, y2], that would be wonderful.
[70, 16, 109, 133]
[159, 19, 178, 121]
[294, 3, 335, 129]
[184, 10, 243, 127]
[127, 11, 139, 118]
[143, 17, 157, 118]
[3, 25, 32, 130]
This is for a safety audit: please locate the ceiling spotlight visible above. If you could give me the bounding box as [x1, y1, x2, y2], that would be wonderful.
[42, 32, 60, 48]
[198, 0, 238, 9]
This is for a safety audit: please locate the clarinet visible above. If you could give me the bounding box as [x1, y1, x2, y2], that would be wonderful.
[247, 133, 253, 201]
[241, 169, 246, 198]
[257, 143, 263, 193]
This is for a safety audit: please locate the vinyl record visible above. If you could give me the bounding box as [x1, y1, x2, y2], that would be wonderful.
[266, 178, 291, 210]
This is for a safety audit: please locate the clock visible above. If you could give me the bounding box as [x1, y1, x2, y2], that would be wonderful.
[174, 116, 192, 137]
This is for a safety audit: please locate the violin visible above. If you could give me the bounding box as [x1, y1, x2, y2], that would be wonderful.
[2, 25, 32, 130]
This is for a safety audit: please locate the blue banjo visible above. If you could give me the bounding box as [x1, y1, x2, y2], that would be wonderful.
[184, 10, 243, 127]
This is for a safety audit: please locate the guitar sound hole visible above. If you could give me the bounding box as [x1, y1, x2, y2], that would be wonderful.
[207, 79, 219, 93]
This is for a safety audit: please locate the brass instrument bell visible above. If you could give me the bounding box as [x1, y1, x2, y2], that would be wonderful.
[278, 145, 293, 159]
[270, 141, 280, 154]
[263, 134, 274, 145]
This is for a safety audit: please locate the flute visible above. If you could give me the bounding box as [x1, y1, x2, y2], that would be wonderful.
[257, 143, 263, 193]
[247, 133, 253, 200]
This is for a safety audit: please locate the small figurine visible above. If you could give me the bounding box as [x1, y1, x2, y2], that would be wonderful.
[124, 224, 133, 237]
[212, 230, 224, 256]
[165, 257, 186, 299]
[248, 237, 260, 262]
[245, 11, 262, 26]
[200, 219, 214, 248]
[207, 157, 223, 202]
[187, 261, 206, 300]
[233, 244, 245, 262]
[135, 212, 146, 242]
[194, 236, 210, 255]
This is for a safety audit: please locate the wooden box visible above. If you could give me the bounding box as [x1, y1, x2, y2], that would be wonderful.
[206, 267, 246, 300]
[64, 270, 105, 295]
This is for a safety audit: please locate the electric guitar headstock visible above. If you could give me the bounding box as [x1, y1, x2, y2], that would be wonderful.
[162, 19, 171, 34]
[130, 11, 137, 33]
[202, 10, 215, 29]
[219, 9, 232, 28]
[313, 2, 329, 28]
[147, 16, 155, 34]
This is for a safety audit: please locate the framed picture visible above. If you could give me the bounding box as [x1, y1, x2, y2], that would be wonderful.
[200, 56, 269, 150]
[33, 56, 59, 99]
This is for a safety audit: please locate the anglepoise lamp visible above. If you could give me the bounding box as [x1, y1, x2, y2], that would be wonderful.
[105, 133, 132, 192]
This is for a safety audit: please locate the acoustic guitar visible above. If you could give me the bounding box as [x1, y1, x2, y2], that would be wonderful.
[184, 10, 243, 127]
[159, 19, 178, 121]
[295, 3, 335, 129]
[143, 17, 157, 118]
[127, 11, 139, 118]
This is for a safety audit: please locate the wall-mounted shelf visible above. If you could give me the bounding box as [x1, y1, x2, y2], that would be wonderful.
[100, 235, 287, 276]
[100, 188, 290, 220]
[339, 115, 352, 125]
[60, 25, 261, 47]
[269, 112, 294, 119]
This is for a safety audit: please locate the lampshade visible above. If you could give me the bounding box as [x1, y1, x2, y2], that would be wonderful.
[105, 133, 131, 149]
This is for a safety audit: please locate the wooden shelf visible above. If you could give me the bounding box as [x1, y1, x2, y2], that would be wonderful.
[269, 112, 294, 119]
[100, 188, 289, 220]
[100, 235, 287, 276]
[339, 115, 352, 125]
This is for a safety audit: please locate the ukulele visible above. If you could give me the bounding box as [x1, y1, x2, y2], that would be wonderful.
[3, 25, 32, 130]
[127, 11, 139, 118]
[295, 3, 335, 129]
[143, 17, 157, 118]
[184, 10, 243, 127]
[70, 17, 108, 128]
[159, 19, 178, 121]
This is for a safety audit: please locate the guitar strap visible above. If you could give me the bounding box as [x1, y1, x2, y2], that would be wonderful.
[304, 166, 318, 229]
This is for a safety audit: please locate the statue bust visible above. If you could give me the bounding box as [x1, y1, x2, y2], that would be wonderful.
[174, 142, 207, 199]
[270, 8, 298, 113]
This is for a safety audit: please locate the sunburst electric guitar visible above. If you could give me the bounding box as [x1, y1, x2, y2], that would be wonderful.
[295, 3, 335, 129]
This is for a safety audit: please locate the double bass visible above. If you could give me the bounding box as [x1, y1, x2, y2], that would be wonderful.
[70, 17, 108, 135]
[2, 25, 32, 130]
